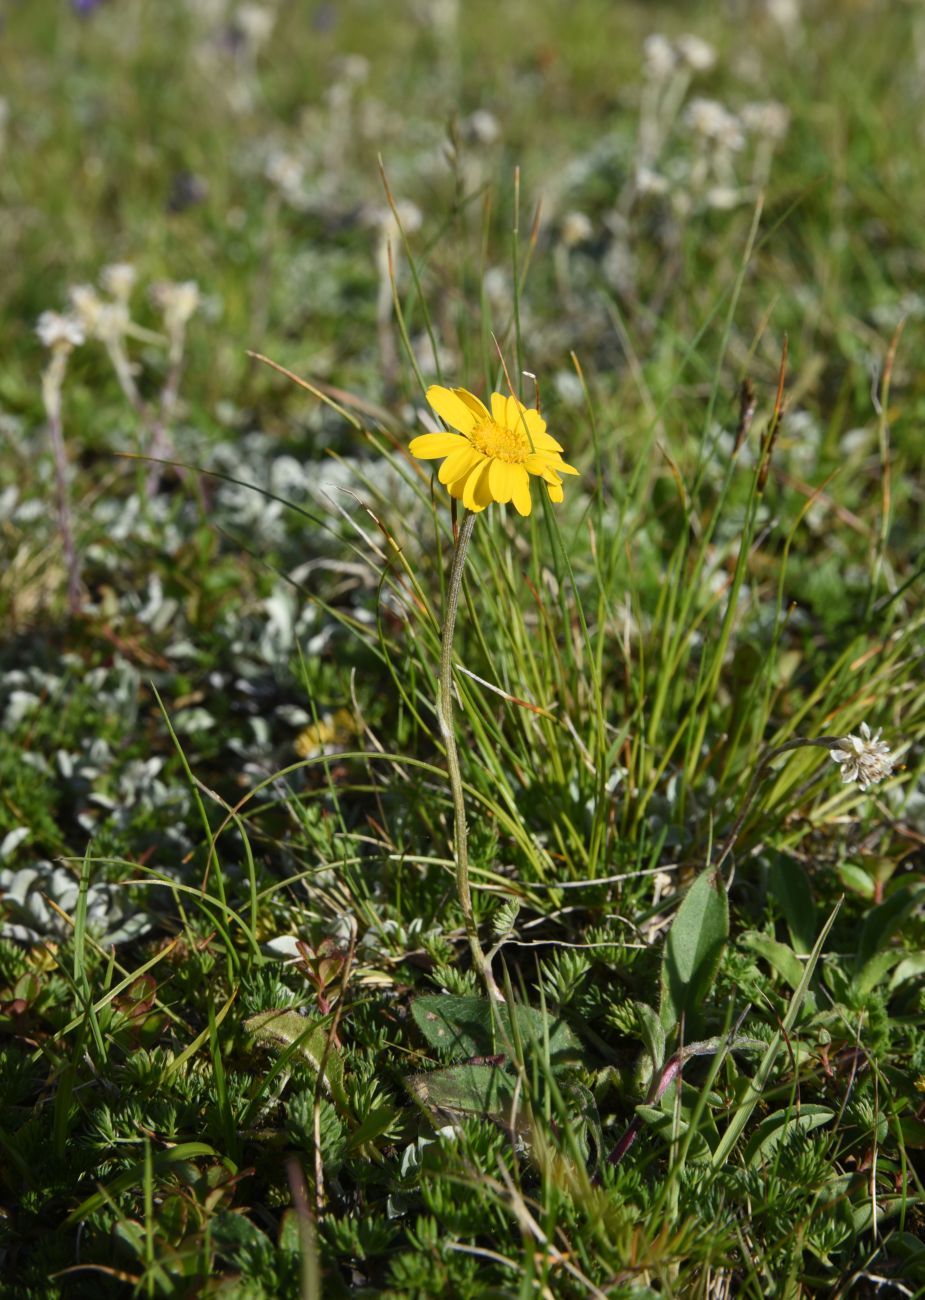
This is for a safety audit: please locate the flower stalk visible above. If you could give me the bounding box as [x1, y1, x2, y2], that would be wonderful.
[37, 312, 85, 616]
[437, 510, 497, 996]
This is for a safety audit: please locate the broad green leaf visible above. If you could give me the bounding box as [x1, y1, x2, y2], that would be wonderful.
[837, 862, 876, 899]
[740, 931, 804, 992]
[278, 1209, 301, 1255]
[660, 867, 728, 1032]
[851, 948, 906, 1000]
[743, 1105, 834, 1167]
[888, 1233, 925, 1265]
[889, 952, 925, 992]
[768, 856, 816, 954]
[898, 1117, 925, 1148]
[850, 1197, 908, 1234]
[410, 995, 581, 1064]
[406, 1063, 521, 1125]
[245, 1010, 345, 1105]
[210, 1209, 274, 1258]
[855, 883, 925, 971]
[635, 1104, 712, 1161]
[567, 1080, 605, 1169]
[634, 1001, 666, 1081]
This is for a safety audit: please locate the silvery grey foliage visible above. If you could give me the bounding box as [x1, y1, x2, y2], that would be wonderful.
[0, 860, 153, 945]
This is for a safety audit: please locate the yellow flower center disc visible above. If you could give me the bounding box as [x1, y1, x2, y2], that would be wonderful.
[468, 419, 531, 464]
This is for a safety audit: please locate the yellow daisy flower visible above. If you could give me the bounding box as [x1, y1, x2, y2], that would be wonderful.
[409, 384, 579, 516]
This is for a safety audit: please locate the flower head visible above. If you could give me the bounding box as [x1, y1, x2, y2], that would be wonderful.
[151, 280, 201, 330]
[684, 98, 745, 151]
[676, 34, 716, 72]
[100, 262, 137, 303]
[36, 311, 85, 352]
[643, 34, 676, 80]
[829, 722, 895, 791]
[68, 284, 104, 334]
[410, 385, 578, 516]
[740, 101, 791, 142]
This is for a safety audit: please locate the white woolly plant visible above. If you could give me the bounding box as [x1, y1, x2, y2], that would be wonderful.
[0, 861, 153, 946]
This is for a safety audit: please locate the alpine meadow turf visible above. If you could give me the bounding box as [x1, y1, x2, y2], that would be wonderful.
[1, 1, 924, 1295]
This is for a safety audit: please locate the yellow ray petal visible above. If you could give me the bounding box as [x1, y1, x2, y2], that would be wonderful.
[453, 387, 491, 423]
[504, 394, 527, 432]
[438, 443, 483, 485]
[490, 392, 508, 426]
[408, 432, 468, 460]
[473, 462, 496, 509]
[521, 410, 566, 453]
[510, 464, 532, 516]
[447, 467, 488, 510]
[427, 385, 480, 434]
[546, 480, 564, 503]
[488, 456, 515, 504]
[533, 433, 564, 452]
[462, 459, 491, 511]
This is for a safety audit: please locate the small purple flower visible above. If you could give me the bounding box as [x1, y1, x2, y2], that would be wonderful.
[72, 0, 104, 14]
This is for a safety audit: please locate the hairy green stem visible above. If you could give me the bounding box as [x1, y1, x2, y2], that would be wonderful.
[437, 510, 496, 994]
[42, 352, 82, 617]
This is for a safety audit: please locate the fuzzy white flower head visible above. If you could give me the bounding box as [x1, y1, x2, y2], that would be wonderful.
[676, 34, 716, 72]
[95, 301, 131, 344]
[336, 53, 370, 85]
[482, 266, 508, 306]
[684, 98, 745, 150]
[69, 283, 104, 333]
[636, 165, 669, 196]
[461, 109, 501, 146]
[706, 185, 743, 210]
[236, 2, 276, 48]
[741, 101, 791, 141]
[100, 262, 137, 304]
[36, 311, 85, 351]
[643, 33, 677, 81]
[560, 210, 593, 248]
[152, 280, 201, 330]
[265, 150, 304, 195]
[366, 200, 422, 238]
[766, 0, 801, 31]
[830, 722, 895, 791]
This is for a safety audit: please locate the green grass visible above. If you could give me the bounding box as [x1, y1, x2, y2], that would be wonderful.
[1, 0, 925, 1295]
